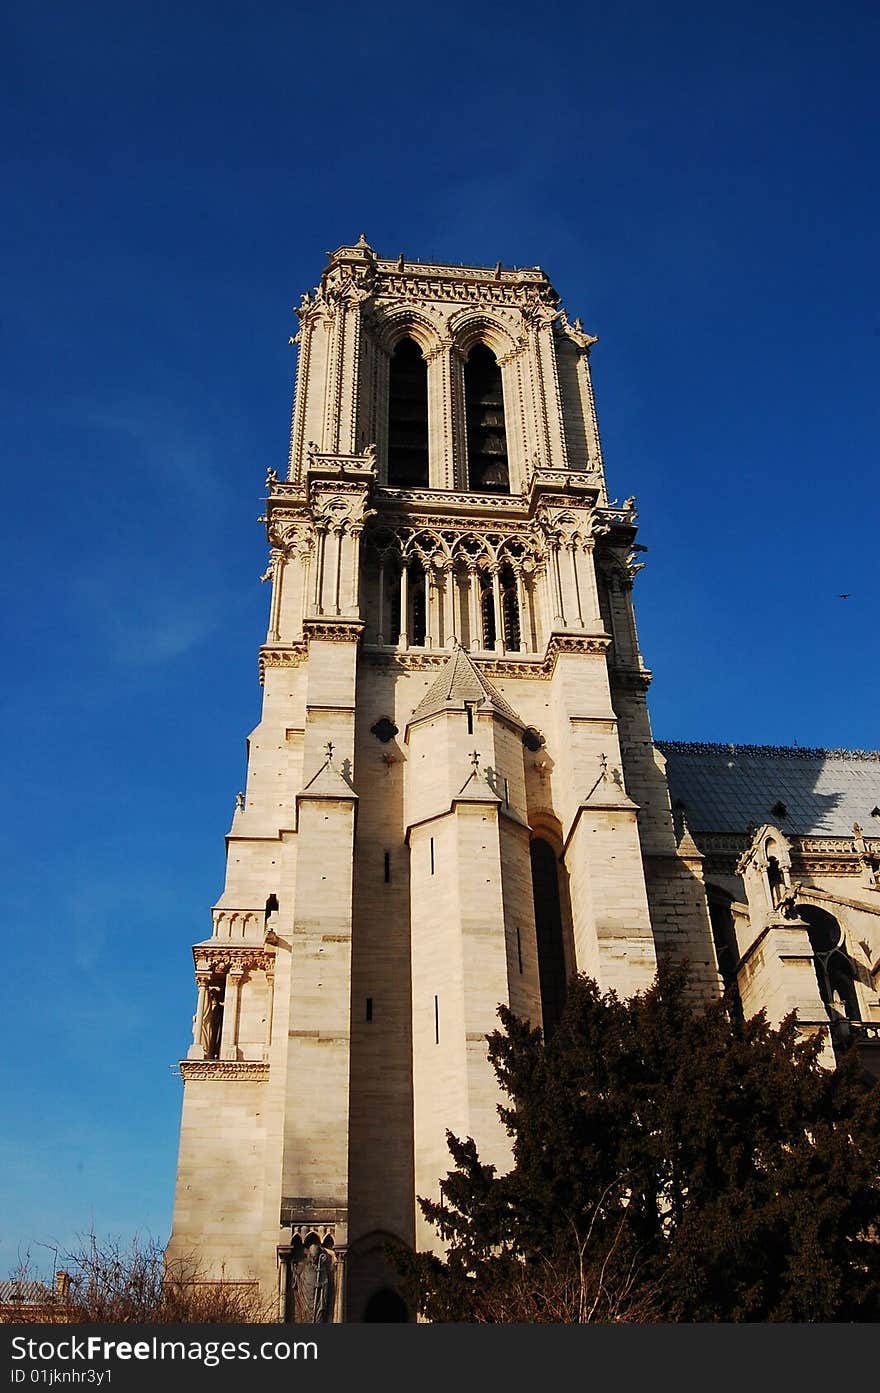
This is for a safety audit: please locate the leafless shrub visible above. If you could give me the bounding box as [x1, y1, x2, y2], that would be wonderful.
[5, 1236, 274, 1324]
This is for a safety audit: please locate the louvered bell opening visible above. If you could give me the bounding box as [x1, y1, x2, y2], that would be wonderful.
[388, 337, 429, 487]
[465, 343, 509, 493]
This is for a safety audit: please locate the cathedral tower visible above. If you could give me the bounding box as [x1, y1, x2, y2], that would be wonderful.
[168, 239, 721, 1321]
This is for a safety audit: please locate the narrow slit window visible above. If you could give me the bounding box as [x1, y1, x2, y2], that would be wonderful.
[366, 997, 373, 1022]
[434, 995, 439, 1044]
[384, 851, 390, 883]
[430, 837, 435, 875]
[516, 924, 523, 974]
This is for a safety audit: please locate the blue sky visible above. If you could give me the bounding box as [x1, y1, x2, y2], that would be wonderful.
[1, 0, 877, 1275]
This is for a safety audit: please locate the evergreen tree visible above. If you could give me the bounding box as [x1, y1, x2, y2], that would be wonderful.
[395, 969, 880, 1322]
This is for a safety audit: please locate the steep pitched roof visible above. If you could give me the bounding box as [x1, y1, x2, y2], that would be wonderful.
[407, 645, 522, 729]
[657, 741, 880, 837]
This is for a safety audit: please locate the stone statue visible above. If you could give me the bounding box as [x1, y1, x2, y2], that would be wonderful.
[200, 984, 224, 1059]
[294, 1242, 332, 1322]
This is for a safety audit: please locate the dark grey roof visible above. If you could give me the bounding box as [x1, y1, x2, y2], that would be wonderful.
[407, 646, 522, 728]
[657, 742, 880, 837]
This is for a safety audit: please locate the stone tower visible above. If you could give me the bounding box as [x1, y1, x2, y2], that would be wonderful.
[168, 238, 721, 1322]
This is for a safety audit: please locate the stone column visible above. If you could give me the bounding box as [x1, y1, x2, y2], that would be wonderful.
[425, 563, 436, 649]
[566, 541, 584, 627]
[514, 565, 529, 652]
[376, 555, 386, 645]
[346, 524, 363, 616]
[332, 1249, 347, 1323]
[313, 525, 327, 615]
[467, 564, 481, 651]
[221, 967, 244, 1060]
[442, 561, 456, 647]
[331, 526, 344, 616]
[426, 341, 455, 490]
[450, 346, 468, 489]
[580, 539, 601, 628]
[267, 549, 285, 642]
[187, 974, 211, 1060]
[398, 564, 409, 649]
[490, 565, 504, 653]
[300, 545, 312, 628]
[264, 967, 275, 1061]
[551, 542, 566, 626]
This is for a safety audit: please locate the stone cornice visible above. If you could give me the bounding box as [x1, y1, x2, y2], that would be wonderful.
[259, 643, 308, 683]
[698, 831, 880, 878]
[302, 618, 365, 643]
[362, 633, 610, 681]
[180, 1060, 269, 1082]
[376, 485, 530, 516]
[657, 740, 880, 762]
[192, 945, 276, 973]
[609, 665, 653, 691]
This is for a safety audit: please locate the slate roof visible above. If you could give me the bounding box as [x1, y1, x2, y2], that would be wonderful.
[657, 742, 880, 837]
[407, 646, 522, 728]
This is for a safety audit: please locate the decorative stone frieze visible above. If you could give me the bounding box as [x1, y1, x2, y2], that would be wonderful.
[179, 1060, 269, 1082]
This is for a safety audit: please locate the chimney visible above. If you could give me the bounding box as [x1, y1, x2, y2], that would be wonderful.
[55, 1270, 71, 1300]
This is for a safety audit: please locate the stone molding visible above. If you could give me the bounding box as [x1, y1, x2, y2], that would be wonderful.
[699, 830, 880, 878]
[259, 644, 308, 683]
[302, 619, 365, 643]
[180, 1060, 269, 1082]
[363, 632, 609, 681]
[193, 945, 275, 974]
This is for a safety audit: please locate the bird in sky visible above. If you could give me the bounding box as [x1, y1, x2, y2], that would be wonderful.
[839, 593, 851, 599]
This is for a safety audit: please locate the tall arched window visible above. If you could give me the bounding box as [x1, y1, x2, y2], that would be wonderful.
[464, 344, 509, 492]
[529, 838, 568, 1037]
[799, 905, 860, 1021]
[500, 562, 521, 650]
[410, 562, 426, 646]
[388, 337, 429, 487]
[480, 576, 495, 650]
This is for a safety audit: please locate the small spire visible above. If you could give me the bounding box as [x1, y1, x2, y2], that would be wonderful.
[324, 741, 335, 763]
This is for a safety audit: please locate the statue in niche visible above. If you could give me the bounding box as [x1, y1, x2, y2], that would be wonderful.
[200, 983, 224, 1060]
[292, 1241, 333, 1323]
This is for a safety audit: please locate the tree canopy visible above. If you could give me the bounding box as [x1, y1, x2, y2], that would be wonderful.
[395, 969, 880, 1322]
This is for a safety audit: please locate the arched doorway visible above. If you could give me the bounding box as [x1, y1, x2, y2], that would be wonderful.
[363, 1287, 408, 1322]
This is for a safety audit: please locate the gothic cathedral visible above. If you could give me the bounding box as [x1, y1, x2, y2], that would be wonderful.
[168, 239, 880, 1322]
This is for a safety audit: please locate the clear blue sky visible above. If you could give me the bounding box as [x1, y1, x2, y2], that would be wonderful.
[1, 0, 877, 1275]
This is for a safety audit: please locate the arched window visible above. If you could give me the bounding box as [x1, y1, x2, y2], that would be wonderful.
[480, 576, 495, 649]
[464, 343, 509, 492]
[799, 904, 860, 1021]
[706, 884, 740, 997]
[388, 566, 401, 643]
[410, 562, 426, 646]
[388, 337, 428, 487]
[529, 838, 568, 1037]
[500, 562, 520, 650]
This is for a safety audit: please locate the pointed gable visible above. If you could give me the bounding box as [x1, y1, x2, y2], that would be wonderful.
[406, 645, 523, 731]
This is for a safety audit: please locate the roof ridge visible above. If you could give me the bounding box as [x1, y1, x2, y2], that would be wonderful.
[657, 741, 880, 762]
